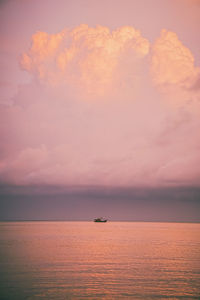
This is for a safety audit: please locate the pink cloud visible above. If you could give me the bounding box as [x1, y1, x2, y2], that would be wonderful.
[0, 25, 200, 187]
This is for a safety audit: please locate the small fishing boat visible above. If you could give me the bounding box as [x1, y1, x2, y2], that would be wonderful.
[94, 217, 107, 222]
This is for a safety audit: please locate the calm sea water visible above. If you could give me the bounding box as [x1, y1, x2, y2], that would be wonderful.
[0, 221, 199, 299]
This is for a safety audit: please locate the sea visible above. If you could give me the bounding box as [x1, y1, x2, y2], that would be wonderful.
[0, 221, 199, 299]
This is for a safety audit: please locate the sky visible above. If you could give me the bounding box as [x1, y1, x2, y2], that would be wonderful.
[0, 0, 200, 221]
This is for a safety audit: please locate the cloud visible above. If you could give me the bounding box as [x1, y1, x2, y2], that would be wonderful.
[20, 25, 150, 98]
[0, 25, 200, 187]
[151, 29, 198, 86]
[150, 29, 200, 111]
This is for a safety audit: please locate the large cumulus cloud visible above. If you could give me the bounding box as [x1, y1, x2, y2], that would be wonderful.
[0, 25, 200, 187]
[20, 25, 149, 98]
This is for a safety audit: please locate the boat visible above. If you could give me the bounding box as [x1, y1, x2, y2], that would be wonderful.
[94, 217, 107, 222]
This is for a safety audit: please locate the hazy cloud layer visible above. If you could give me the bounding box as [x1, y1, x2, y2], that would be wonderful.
[0, 25, 200, 187]
[1, 185, 200, 222]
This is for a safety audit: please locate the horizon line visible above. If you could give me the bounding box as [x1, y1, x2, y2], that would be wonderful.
[0, 219, 200, 224]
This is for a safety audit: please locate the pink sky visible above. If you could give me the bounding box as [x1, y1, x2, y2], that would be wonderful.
[0, 0, 200, 188]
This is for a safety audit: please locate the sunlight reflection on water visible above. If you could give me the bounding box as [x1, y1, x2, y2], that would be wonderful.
[0, 221, 200, 299]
